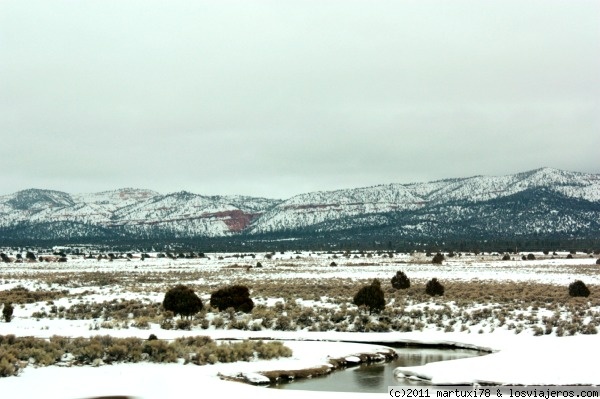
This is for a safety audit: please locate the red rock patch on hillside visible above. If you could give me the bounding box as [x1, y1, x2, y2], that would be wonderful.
[212, 210, 259, 232]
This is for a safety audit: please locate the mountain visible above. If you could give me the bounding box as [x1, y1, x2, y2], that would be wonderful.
[248, 167, 600, 236]
[1, 168, 599, 246]
[0, 188, 281, 241]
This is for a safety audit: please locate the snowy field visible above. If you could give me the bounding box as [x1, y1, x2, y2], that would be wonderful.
[1, 250, 600, 398]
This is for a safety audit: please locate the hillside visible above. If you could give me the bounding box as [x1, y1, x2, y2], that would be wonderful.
[1, 168, 599, 246]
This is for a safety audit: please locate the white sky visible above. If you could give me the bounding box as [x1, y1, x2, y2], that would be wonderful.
[1, 0, 599, 199]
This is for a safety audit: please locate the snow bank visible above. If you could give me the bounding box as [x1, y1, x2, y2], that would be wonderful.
[395, 334, 600, 385]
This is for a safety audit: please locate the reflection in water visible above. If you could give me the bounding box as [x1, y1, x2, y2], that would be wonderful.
[271, 347, 486, 393]
[352, 363, 386, 390]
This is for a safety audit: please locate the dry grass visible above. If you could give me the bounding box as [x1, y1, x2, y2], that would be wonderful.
[0, 286, 69, 305]
[384, 281, 600, 307]
[0, 334, 292, 377]
[2, 255, 600, 337]
[30, 299, 164, 322]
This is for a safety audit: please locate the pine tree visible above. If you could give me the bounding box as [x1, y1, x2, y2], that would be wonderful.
[210, 285, 254, 313]
[353, 279, 385, 313]
[425, 278, 445, 296]
[568, 280, 590, 297]
[391, 271, 410, 289]
[2, 303, 14, 322]
[432, 253, 445, 264]
[162, 285, 203, 319]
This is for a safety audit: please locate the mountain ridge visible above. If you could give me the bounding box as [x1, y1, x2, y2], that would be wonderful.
[1, 167, 599, 245]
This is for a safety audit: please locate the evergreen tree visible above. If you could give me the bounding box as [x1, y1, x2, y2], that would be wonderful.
[2, 303, 14, 322]
[353, 279, 385, 313]
[210, 285, 254, 313]
[432, 253, 445, 264]
[162, 285, 203, 319]
[425, 278, 445, 296]
[568, 280, 590, 298]
[391, 270, 410, 289]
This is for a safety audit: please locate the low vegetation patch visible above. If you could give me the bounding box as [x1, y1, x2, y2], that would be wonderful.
[30, 299, 162, 322]
[0, 286, 68, 305]
[3, 253, 600, 341]
[0, 334, 292, 377]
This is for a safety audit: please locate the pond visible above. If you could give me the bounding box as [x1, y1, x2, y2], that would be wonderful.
[270, 346, 486, 393]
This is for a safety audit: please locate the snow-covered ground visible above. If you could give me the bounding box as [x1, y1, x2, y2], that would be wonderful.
[1, 251, 599, 398]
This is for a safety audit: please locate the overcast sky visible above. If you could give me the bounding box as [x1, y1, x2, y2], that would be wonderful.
[1, 0, 598, 199]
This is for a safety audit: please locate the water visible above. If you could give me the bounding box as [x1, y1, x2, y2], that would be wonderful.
[270, 347, 485, 393]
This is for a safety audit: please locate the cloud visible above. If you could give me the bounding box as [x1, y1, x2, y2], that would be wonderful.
[1, 0, 598, 198]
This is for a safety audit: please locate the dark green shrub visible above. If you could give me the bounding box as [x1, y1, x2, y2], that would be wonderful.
[353, 279, 385, 313]
[527, 253, 536, 260]
[596, 258, 600, 265]
[432, 253, 445, 264]
[425, 278, 444, 296]
[502, 254, 511, 261]
[210, 285, 254, 313]
[2, 303, 13, 323]
[391, 271, 410, 289]
[569, 280, 590, 298]
[162, 285, 203, 319]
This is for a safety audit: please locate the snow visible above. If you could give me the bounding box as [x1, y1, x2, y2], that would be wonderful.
[250, 168, 600, 233]
[1, 252, 600, 398]
[344, 355, 362, 364]
[3, 168, 599, 237]
[0, 339, 395, 399]
[394, 335, 600, 385]
[2, 330, 599, 398]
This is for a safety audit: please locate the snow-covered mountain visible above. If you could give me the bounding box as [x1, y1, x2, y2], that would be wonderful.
[0, 188, 280, 240]
[1, 168, 599, 243]
[248, 167, 600, 235]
